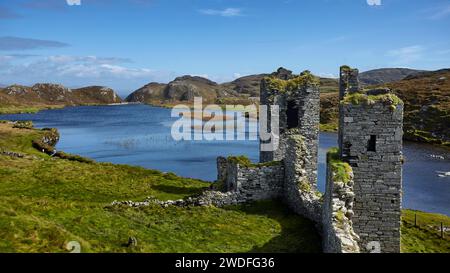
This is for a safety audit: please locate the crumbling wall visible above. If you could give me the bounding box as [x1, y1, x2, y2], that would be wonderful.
[322, 149, 360, 253]
[296, 86, 320, 187]
[283, 134, 322, 224]
[224, 159, 285, 202]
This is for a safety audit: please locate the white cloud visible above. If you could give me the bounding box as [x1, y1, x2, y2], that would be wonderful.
[316, 72, 338, 79]
[233, 73, 242, 79]
[366, 0, 382, 6]
[387, 45, 424, 65]
[199, 8, 242, 17]
[0, 54, 175, 94]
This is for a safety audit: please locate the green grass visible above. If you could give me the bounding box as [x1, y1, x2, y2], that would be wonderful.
[320, 122, 338, 132]
[401, 210, 450, 253]
[263, 70, 320, 93]
[0, 123, 321, 253]
[227, 155, 282, 168]
[326, 148, 352, 184]
[342, 92, 403, 108]
[0, 105, 64, 115]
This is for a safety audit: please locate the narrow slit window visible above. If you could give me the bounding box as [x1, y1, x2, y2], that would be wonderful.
[368, 135, 377, 152]
[286, 100, 299, 129]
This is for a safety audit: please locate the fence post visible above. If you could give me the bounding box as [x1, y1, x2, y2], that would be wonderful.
[441, 222, 444, 239]
[414, 213, 417, 227]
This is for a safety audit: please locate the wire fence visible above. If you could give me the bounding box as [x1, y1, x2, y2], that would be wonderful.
[413, 213, 447, 239]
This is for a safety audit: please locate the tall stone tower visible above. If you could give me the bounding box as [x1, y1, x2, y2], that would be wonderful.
[259, 68, 320, 188]
[338, 66, 360, 154]
[338, 66, 404, 253]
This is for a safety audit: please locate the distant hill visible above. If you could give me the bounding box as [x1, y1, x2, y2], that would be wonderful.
[72, 86, 122, 104]
[359, 68, 424, 86]
[126, 76, 224, 105]
[0, 83, 122, 114]
[125, 68, 340, 105]
[125, 82, 167, 103]
[220, 74, 268, 97]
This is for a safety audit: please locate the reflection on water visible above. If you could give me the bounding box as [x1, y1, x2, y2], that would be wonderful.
[1, 104, 449, 215]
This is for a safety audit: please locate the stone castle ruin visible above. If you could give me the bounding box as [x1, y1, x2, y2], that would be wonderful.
[216, 66, 404, 253]
[114, 66, 404, 253]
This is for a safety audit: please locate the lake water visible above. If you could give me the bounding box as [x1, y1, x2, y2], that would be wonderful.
[1, 104, 449, 215]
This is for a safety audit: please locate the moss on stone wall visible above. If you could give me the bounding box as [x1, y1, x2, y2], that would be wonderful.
[342, 92, 403, 109]
[327, 148, 352, 184]
[299, 181, 312, 192]
[227, 155, 282, 168]
[263, 70, 320, 93]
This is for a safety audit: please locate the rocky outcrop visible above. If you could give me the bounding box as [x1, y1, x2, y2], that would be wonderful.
[0, 83, 122, 109]
[125, 82, 166, 103]
[162, 76, 220, 103]
[125, 75, 221, 104]
[73, 86, 122, 104]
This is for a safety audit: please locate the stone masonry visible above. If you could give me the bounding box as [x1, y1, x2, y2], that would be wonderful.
[259, 68, 320, 188]
[338, 66, 404, 253]
[218, 158, 285, 201]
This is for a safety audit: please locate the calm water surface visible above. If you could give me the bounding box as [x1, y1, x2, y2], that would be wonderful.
[1, 104, 449, 215]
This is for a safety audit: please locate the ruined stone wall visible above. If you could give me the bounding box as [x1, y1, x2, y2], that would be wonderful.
[283, 134, 322, 224]
[322, 154, 360, 253]
[339, 66, 360, 100]
[259, 77, 320, 188]
[216, 157, 228, 184]
[296, 86, 320, 187]
[259, 80, 285, 163]
[339, 101, 403, 253]
[225, 160, 285, 202]
[338, 66, 360, 155]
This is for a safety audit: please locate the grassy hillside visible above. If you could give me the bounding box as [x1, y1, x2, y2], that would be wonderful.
[385, 69, 450, 146]
[0, 122, 321, 253]
[401, 210, 450, 253]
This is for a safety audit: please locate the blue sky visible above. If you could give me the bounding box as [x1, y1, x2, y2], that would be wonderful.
[0, 0, 449, 96]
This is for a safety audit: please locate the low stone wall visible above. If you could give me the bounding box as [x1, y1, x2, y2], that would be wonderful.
[322, 151, 360, 253]
[225, 160, 285, 201]
[111, 190, 249, 208]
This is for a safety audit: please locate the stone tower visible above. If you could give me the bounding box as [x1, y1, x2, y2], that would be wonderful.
[338, 66, 360, 153]
[259, 68, 320, 188]
[338, 66, 404, 253]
